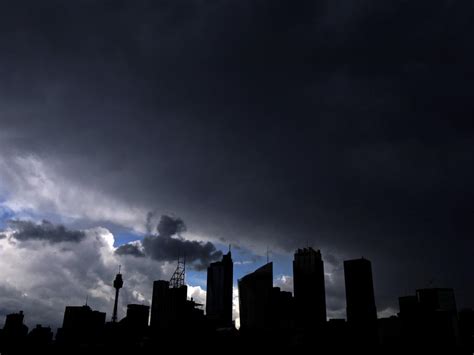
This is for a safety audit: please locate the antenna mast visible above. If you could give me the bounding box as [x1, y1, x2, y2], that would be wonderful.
[169, 257, 186, 288]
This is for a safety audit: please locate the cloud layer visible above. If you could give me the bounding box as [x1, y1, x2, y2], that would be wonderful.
[116, 214, 223, 270]
[0, 0, 473, 319]
[3, 220, 85, 243]
[0, 220, 174, 329]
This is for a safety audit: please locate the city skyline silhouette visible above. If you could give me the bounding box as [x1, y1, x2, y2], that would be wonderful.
[1, 243, 473, 353]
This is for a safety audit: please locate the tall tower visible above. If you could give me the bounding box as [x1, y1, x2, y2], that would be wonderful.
[206, 250, 233, 327]
[293, 247, 327, 328]
[112, 266, 123, 323]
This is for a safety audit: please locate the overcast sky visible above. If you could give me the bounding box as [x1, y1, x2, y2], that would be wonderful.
[0, 0, 473, 329]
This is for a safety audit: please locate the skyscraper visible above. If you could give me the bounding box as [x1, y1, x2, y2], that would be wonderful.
[344, 258, 377, 324]
[238, 262, 273, 331]
[150, 260, 189, 331]
[293, 247, 326, 328]
[150, 280, 170, 330]
[344, 258, 378, 345]
[206, 250, 233, 328]
[150, 280, 187, 330]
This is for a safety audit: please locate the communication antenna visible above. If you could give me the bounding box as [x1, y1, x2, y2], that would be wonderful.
[169, 257, 186, 288]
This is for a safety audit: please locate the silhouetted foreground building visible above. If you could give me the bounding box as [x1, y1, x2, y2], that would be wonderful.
[398, 287, 461, 350]
[206, 250, 233, 328]
[293, 247, 326, 329]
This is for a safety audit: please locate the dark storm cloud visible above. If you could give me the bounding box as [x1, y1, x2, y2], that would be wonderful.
[4, 220, 85, 243]
[115, 243, 145, 258]
[116, 215, 222, 270]
[141, 234, 222, 271]
[0, 0, 474, 312]
[156, 215, 186, 237]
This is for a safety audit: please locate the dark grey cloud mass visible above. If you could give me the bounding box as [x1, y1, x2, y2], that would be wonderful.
[3, 220, 85, 243]
[116, 214, 222, 270]
[0, 0, 473, 313]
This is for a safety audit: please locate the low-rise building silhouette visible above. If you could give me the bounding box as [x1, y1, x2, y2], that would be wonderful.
[56, 304, 106, 345]
[399, 288, 460, 350]
[122, 304, 149, 330]
[27, 324, 53, 346]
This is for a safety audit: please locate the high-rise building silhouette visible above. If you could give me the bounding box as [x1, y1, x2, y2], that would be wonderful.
[238, 262, 273, 331]
[293, 247, 326, 328]
[344, 258, 378, 345]
[150, 280, 171, 329]
[150, 280, 188, 330]
[344, 258, 377, 324]
[206, 250, 233, 328]
[150, 259, 194, 331]
[112, 267, 124, 323]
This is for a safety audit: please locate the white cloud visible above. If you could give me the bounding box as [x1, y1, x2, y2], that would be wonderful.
[274, 274, 293, 293]
[0, 223, 178, 330]
[233, 286, 240, 329]
[378, 307, 397, 319]
[0, 155, 147, 233]
[187, 285, 206, 306]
